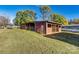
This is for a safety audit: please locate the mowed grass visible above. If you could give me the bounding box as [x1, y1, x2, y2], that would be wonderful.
[0, 29, 79, 54]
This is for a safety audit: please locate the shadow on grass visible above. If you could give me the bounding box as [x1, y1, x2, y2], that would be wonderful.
[45, 32, 79, 47]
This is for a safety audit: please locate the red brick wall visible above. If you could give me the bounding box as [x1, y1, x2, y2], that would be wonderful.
[46, 24, 61, 34]
[35, 22, 46, 34]
[46, 27, 52, 34]
[46, 23, 53, 34]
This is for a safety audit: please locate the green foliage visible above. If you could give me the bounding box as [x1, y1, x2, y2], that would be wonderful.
[73, 18, 79, 24]
[51, 14, 68, 25]
[40, 5, 51, 21]
[74, 18, 79, 21]
[14, 10, 36, 25]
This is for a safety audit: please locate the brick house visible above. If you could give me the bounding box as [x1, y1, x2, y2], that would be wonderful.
[20, 21, 62, 35]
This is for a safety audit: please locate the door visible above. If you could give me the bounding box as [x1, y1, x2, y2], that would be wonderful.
[52, 24, 56, 32]
[40, 25, 44, 34]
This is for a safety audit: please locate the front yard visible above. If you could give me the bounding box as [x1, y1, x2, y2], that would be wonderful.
[0, 29, 79, 53]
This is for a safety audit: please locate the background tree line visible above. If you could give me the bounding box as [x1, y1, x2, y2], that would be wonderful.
[0, 16, 10, 28]
[14, 6, 69, 25]
[69, 19, 79, 24]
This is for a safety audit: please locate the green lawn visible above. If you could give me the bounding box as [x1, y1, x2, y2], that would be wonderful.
[0, 29, 79, 54]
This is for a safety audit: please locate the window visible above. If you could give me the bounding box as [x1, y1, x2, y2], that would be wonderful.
[48, 24, 51, 27]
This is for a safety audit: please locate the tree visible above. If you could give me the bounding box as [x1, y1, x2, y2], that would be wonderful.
[0, 16, 10, 27]
[73, 19, 79, 24]
[14, 11, 23, 25]
[23, 10, 36, 23]
[14, 10, 36, 25]
[40, 5, 51, 21]
[68, 19, 79, 24]
[51, 14, 68, 25]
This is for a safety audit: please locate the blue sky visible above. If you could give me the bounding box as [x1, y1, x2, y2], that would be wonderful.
[0, 5, 79, 23]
